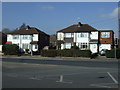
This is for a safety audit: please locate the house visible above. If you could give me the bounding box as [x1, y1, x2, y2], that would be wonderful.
[6, 25, 50, 53]
[57, 22, 99, 53]
[0, 32, 7, 53]
[57, 22, 115, 53]
[50, 34, 57, 49]
[98, 30, 114, 51]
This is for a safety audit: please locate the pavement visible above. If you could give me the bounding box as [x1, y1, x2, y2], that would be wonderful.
[1, 55, 119, 62]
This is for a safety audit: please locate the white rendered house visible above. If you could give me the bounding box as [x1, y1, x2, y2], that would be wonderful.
[7, 26, 49, 53]
[57, 22, 99, 53]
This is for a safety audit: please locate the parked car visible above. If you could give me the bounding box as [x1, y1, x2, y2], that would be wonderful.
[99, 49, 108, 56]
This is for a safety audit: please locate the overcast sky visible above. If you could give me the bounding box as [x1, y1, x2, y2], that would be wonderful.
[2, 2, 119, 37]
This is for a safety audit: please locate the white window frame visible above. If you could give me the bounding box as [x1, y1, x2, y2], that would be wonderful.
[13, 35, 19, 39]
[64, 33, 73, 38]
[22, 35, 31, 39]
[79, 43, 88, 49]
[78, 33, 87, 38]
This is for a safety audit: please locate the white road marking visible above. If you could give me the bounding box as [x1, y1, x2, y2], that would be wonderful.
[29, 77, 42, 80]
[90, 84, 111, 88]
[56, 75, 72, 84]
[107, 72, 118, 84]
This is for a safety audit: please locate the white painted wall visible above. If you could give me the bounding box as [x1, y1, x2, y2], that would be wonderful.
[57, 32, 64, 40]
[90, 31, 98, 40]
[90, 44, 98, 53]
[61, 44, 64, 49]
[99, 44, 111, 51]
[7, 34, 39, 52]
[7, 34, 20, 45]
[76, 33, 89, 43]
[7, 34, 12, 41]
[0, 45, 2, 52]
[33, 34, 38, 41]
[32, 44, 38, 51]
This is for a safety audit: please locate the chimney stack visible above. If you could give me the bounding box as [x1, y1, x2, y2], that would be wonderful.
[78, 22, 83, 27]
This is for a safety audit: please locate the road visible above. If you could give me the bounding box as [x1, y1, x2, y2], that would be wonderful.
[2, 57, 119, 89]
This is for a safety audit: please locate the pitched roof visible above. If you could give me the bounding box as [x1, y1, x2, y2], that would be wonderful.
[57, 23, 98, 33]
[98, 30, 114, 32]
[8, 26, 49, 36]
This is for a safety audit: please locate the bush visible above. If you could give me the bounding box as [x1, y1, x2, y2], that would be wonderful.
[41, 50, 57, 57]
[78, 50, 92, 57]
[2, 44, 19, 55]
[41, 49, 92, 57]
[71, 45, 79, 50]
[57, 49, 73, 57]
[90, 53, 98, 59]
[106, 48, 120, 59]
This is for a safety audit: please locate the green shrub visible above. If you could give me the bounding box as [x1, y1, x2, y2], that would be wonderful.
[78, 50, 92, 57]
[106, 48, 120, 59]
[90, 53, 98, 59]
[2, 44, 19, 55]
[116, 48, 120, 59]
[57, 49, 73, 57]
[41, 49, 92, 57]
[41, 50, 57, 57]
[71, 45, 79, 50]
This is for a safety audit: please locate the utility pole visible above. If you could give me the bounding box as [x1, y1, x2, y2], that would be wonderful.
[115, 43, 116, 59]
[31, 35, 33, 56]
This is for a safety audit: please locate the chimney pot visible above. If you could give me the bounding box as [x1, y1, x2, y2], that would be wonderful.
[78, 22, 83, 27]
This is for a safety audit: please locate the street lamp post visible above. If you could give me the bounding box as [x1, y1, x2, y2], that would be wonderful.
[115, 43, 116, 59]
[31, 35, 33, 56]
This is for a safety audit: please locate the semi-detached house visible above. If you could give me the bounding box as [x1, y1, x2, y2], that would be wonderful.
[57, 22, 114, 53]
[7, 26, 50, 53]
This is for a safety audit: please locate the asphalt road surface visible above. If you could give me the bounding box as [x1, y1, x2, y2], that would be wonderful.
[2, 58, 119, 89]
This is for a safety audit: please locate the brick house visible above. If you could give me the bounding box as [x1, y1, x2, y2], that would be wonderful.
[7, 25, 50, 53]
[0, 32, 7, 53]
[98, 30, 114, 51]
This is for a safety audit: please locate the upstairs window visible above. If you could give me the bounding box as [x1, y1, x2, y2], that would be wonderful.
[101, 32, 110, 38]
[64, 33, 73, 38]
[22, 35, 31, 39]
[78, 33, 87, 38]
[13, 35, 19, 39]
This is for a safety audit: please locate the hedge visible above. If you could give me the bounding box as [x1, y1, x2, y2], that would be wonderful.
[2, 44, 19, 55]
[41, 49, 57, 57]
[106, 48, 120, 59]
[41, 49, 92, 57]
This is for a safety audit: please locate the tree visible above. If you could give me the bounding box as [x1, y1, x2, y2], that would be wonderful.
[2, 28, 11, 34]
[19, 23, 26, 29]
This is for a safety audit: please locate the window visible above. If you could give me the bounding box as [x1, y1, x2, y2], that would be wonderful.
[65, 43, 71, 49]
[22, 44, 29, 49]
[13, 35, 19, 39]
[78, 33, 87, 38]
[79, 43, 88, 49]
[22, 35, 28, 39]
[65, 33, 73, 38]
[101, 32, 110, 38]
[22, 35, 31, 39]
